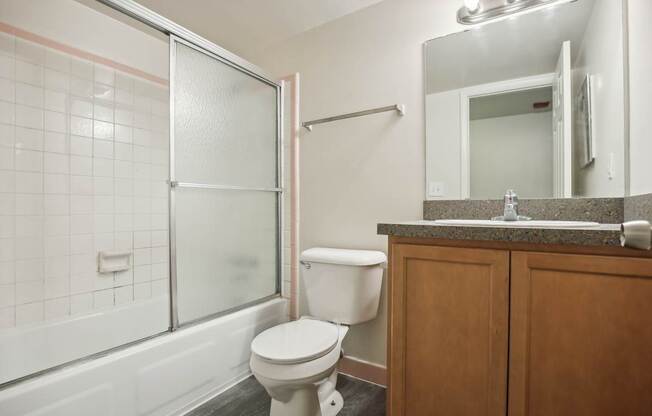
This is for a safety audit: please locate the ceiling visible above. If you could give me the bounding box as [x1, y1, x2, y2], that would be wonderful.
[425, 0, 597, 94]
[470, 87, 553, 120]
[133, 0, 385, 60]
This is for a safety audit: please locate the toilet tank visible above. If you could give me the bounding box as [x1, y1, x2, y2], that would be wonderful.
[300, 247, 386, 325]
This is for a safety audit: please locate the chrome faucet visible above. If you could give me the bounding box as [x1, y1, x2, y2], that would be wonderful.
[503, 189, 519, 221]
[492, 189, 531, 222]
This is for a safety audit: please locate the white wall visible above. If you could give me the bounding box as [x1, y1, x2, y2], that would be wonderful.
[470, 112, 553, 199]
[425, 90, 461, 199]
[628, 0, 652, 195]
[252, 0, 464, 366]
[572, 0, 625, 197]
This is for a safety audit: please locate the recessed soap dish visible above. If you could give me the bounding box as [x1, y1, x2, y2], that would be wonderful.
[98, 250, 132, 273]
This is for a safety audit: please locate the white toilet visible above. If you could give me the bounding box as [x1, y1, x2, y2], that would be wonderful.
[249, 247, 386, 416]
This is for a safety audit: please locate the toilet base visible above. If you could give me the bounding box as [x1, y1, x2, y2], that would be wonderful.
[319, 390, 343, 416]
[269, 387, 321, 416]
[317, 370, 343, 416]
[267, 370, 343, 416]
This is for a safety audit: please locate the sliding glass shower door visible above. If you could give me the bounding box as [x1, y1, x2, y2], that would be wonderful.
[170, 37, 281, 326]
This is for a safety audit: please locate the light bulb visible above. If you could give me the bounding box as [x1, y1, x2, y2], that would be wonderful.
[464, 0, 480, 12]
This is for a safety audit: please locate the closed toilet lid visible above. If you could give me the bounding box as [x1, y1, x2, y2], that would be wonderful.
[251, 320, 339, 364]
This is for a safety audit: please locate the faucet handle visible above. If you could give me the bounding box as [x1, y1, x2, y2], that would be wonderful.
[504, 189, 518, 204]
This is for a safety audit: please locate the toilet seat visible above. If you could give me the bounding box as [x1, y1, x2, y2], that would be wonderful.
[252, 319, 339, 364]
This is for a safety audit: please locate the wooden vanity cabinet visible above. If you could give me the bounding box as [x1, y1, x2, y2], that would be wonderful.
[388, 239, 652, 416]
[509, 251, 652, 416]
[388, 243, 510, 416]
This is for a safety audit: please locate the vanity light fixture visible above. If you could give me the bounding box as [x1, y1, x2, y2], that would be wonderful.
[457, 0, 576, 25]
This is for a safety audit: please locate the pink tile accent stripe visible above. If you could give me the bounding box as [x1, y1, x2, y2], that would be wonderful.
[280, 73, 300, 320]
[0, 21, 168, 86]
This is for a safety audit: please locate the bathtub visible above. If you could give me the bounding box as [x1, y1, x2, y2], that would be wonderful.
[0, 298, 288, 416]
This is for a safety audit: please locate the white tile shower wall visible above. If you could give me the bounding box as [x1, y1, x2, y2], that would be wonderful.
[0, 31, 170, 329]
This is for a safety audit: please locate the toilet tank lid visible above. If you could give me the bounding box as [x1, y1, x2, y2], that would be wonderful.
[300, 247, 387, 266]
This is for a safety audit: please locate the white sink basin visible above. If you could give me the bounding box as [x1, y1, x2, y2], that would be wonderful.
[434, 219, 601, 229]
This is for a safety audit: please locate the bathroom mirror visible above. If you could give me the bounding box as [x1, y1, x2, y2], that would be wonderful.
[424, 0, 627, 200]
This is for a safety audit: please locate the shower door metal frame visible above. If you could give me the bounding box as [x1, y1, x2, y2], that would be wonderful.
[96, 0, 280, 85]
[168, 35, 283, 330]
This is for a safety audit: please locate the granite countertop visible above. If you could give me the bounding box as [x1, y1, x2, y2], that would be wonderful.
[377, 220, 623, 247]
[378, 194, 652, 248]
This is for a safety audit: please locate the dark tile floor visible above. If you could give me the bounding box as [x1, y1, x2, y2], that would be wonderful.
[186, 374, 385, 416]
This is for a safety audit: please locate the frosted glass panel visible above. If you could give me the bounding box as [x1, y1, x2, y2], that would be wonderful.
[175, 188, 278, 323]
[174, 42, 278, 188]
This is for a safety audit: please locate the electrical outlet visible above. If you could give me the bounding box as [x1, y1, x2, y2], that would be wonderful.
[429, 181, 445, 197]
[608, 152, 615, 180]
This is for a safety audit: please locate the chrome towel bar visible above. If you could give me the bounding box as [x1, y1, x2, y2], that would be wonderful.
[302, 104, 405, 131]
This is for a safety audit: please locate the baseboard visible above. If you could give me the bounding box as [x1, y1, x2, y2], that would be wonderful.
[337, 356, 387, 387]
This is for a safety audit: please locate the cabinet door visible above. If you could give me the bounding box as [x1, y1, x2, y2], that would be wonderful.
[509, 252, 652, 416]
[388, 244, 509, 416]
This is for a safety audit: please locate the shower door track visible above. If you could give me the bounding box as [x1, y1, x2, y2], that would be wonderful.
[0, 0, 284, 390]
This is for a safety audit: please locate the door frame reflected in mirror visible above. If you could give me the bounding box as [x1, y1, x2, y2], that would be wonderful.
[458, 73, 562, 199]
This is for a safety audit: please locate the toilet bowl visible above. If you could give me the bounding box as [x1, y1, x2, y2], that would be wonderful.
[250, 318, 349, 416]
[249, 247, 386, 416]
